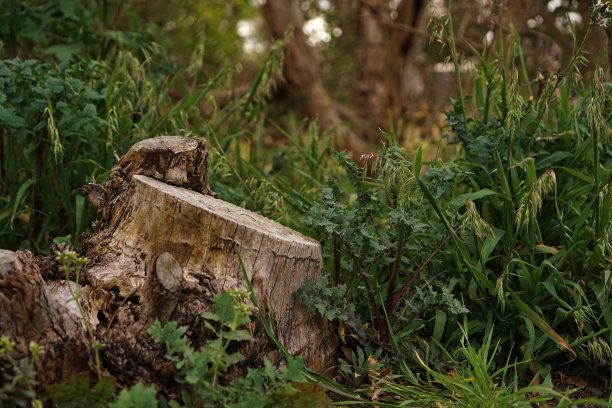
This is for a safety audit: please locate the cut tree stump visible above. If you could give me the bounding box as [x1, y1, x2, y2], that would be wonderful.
[0, 250, 90, 385]
[0, 136, 337, 390]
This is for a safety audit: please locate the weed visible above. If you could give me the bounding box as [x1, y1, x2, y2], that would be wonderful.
[148, 289, 327, 407]
[0, 337, 44, 408]
[56, 250, 104, 380]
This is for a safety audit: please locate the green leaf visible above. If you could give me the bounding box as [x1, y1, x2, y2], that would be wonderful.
[557, 166, 594, 184]
[201, 311, 221, 322]
[227, 329, 251, 342]
[535, 151, 569, 170]
[44, 42, 83, 61]
[448, 189, 497, 209]
[0, 105, 27, 128]
[509, 290, 576, 358]
[46, 374, 116, 408]
[432, 309, 447, 343]
[109, 383, 158, 408]
[414, 145, 423, 177]
[75, 195, 85, 238]
[518, 110, 538, 130]
[480, 228, 506, 262]
[213, 291, 250, 326]
[11, 179, 36, 230]
[283, 357, 306, 382]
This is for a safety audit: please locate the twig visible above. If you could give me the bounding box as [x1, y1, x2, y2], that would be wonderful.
[104, 288, 138, 336]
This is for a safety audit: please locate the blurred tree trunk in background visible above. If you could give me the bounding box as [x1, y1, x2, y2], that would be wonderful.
[262, 0, 424, 150]
[260, 0, 610, 154]
[261, 0, 372, 162]
[357, 0, 423, 143]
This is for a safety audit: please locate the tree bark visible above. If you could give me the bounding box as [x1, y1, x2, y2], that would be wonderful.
[0, 250, 91, 386]
[1, 136, 338, 391]
[261, 0, 424, 152]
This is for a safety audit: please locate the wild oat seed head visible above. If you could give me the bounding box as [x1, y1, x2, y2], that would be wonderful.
[516, 170, 556, 229]
[461, 197, 493, 239]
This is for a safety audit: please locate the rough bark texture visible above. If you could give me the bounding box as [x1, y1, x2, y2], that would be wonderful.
[1, 136, 338, 390]
[0, 250, 90, 386]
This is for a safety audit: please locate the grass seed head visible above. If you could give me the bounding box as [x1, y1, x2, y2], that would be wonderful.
[516, 170, 556, 229]
[462, 197, 493, 239]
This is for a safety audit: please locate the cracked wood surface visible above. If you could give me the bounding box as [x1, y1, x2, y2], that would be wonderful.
[83, 174, 336, 381]
[1, 136, 337, 392]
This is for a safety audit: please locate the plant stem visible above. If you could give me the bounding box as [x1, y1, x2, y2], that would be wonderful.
[391, 234, 451, 309]
[593, 119, 600, 237]
[63, 259, 102, 380]
[212, 311, 239, 388]
[553, 184, 577, 275]
[361, 271, 386, 341]
[333, 235, 340, 285]
[473, 230, 487, 274]
[446, 0, 470, 145]
[385, 225, 405, 313]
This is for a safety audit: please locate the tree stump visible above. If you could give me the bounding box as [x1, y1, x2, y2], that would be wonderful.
[0, 136, 337, 390]
[0, 250, 90, 385]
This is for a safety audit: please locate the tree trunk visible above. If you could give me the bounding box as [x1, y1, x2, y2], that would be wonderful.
[261, 0, 373, 164]
[261, 0, 424, 152]
[357, 1, 387, 143]
[356, 0, 424, 143]
[0, 136, 337, 391]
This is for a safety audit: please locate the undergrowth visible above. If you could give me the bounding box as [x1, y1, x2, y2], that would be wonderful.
[1, 0, 611, 406]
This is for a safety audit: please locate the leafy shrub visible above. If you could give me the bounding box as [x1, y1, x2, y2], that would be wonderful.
[148, 289, 329, 408]
[431, 17, 612, 377]
[290, 3, 612, 401]
[0, 54, 160, 251]
[0, 0, 104, 60]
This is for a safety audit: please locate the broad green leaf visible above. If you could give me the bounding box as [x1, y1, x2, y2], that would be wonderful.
[0, 105, 27, 128]
[535, 151, 569, 170]
[557, 166, 594, 184]
[432, 309, 447, 343]
[44, 43, 83, 61]
[11, 179, 36, 229]
[481, 228, 506, 262]
[109, 383, 157, 408]
[448, 189, 497, 209]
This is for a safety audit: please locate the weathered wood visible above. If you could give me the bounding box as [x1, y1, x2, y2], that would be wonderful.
[83, 136, 212, 224]
[1, 136, 337, 391]
[82, 174, 337, 380]
[0, 250, 90, 386]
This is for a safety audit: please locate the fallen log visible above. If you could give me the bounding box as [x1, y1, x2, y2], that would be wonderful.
[0, 136, 337, 391]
